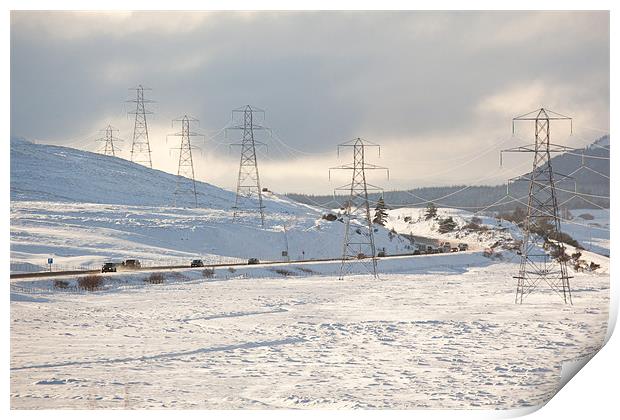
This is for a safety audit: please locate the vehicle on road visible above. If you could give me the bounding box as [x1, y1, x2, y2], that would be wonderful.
[101, 262, 117, 273]
[458, 243, 469, 251]
[377, 250, 386, 257]
[451, 247, 459, 252]
[248, 258, 260, 265]
[440, 242, 452, 253]
[191, 259, 204, 267]
[122, 259, 141, 269]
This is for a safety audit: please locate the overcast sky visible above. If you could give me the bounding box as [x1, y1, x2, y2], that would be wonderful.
[11, 11, 609, 194]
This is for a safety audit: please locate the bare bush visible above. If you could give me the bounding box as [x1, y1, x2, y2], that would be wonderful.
[202, 268, 215, 278]
[145, 272, 165, 284]
[579, 213, 595, 221]
[273, 268, 295, 277]
[54, 280, 69, 289]
[78, 275, 104, 291]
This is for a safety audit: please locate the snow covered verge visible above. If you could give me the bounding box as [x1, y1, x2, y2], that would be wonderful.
[10, 255, 609, 409]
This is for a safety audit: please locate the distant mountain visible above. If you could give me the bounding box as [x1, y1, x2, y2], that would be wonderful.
[287, 135, 610, 213]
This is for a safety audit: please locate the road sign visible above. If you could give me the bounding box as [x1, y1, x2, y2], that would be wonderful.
[48, 258, 53, 264]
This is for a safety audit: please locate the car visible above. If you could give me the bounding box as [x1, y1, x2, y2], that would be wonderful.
[413, 249, 421, 255]
[440, 242, 452, 253]
[451, 247, 459, 252]
[247, 258, 260, 265]
[377, 250, 386, 257]
[101, 262, 117, 273]
[123, 259, 141, 269]
[191, 259, 204, 267]
[458, 243, 469, 251]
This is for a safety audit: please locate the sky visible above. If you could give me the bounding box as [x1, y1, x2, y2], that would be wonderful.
[10, 11, 610, 194]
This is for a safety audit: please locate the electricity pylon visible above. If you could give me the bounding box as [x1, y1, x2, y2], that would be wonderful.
[330, 138, 389, 280]
[501, 108, 575, 304]
[228, 105, 269, 226]
[96, 124, 123, 157]
[128, 85, 154, 168]
[168, 115, 203, 208]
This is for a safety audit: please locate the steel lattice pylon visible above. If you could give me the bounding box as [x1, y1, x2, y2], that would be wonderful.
[502, 108, 575, 304]
[128, 85, 154, 168]
[96, 124, 122, 157]
[168, 115, 203, 208]
[228, 105, 269, 227]
[330, 138, 389, 280]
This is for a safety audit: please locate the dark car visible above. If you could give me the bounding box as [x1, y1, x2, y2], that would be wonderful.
[123, 259, 141, 269]
[247, 258, 260, 265]
[191, 259, 204, 267]
[101, 262, 117, 273]
[377, 250, 386, 257]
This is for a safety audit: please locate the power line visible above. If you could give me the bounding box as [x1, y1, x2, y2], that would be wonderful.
[95, 125, 123, 157]
[168, 115, 203, 208]
[228, 105, 269, 227]
[330, 138, 389, 280]
[503, 107, 574, 304]
[128, 84, 154, 168]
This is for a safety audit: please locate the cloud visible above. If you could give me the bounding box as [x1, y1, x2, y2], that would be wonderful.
[10, 11, 609, 194]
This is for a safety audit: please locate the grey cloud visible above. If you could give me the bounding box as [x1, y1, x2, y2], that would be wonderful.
[10, 11, 609, 193]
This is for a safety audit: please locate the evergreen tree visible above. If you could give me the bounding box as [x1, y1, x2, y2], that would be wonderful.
[373, 197, 388, 226]
[438, 216, 457, 233]
[424, 202, 437, 220]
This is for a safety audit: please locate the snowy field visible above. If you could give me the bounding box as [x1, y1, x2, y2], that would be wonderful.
[10, 138, 611, 409]
[10, 254, 609, 409]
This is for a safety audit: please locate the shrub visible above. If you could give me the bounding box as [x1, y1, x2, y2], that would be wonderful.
[227, 267, 236, 273]
[322, 213, 338, 221]
[54, 279, 69, 289]
[590, 262, 601, 271]
[145, 272, 165, 284]
[438, 217, 457, 233]
[202, 268, 215, 278]
[424, 203, 437, 220]
[470, 216, 482, 225]
[579, 213, 595, 221]
[297, 267, 316, 274]
[78, 275, 104, 291]
[274, 268, 295, 276]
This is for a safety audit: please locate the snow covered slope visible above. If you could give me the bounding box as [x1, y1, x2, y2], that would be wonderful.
[11, 137, 298, 211]
[10, 138, 411, 271]
[385, 207, 521, 250]
[562, 209, 610, 256]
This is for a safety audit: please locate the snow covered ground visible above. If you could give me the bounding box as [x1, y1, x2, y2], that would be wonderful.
[10, 254, 609, 409]
[10, 138, 611, 410]
[562, 209, 610, 256]
[385, 207, 521, 251]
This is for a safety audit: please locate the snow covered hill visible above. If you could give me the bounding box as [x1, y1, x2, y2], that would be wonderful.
[11, 137, 299, 211]
[385, 207, 521, 251]
[10, 138, 411, 271]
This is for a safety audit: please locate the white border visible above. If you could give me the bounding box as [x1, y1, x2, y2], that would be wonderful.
[2, 1, 616, 419]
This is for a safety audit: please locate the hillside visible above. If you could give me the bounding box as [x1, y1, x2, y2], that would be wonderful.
[10, 138, 411, 272]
